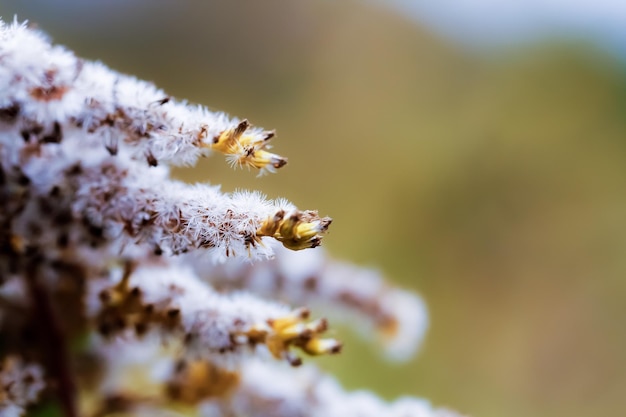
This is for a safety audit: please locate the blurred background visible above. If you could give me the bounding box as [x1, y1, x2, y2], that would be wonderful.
[2, 1, 625, 416]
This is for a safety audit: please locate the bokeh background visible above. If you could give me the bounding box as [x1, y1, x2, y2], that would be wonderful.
[2, 1, 625, 417]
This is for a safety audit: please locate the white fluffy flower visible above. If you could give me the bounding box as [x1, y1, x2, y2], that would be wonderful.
[0, 18, 460, 417]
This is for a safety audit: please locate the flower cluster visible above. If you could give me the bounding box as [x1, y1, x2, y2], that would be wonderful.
[0, 19, 461, 417]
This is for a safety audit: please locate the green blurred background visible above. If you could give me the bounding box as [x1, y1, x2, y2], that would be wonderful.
[2, 1, 626, 416]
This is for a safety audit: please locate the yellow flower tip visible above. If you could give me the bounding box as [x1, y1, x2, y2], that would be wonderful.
[294, 219, 331, 241]
[209, 120, 251, 155]
[247, 149, 288, 173]
[211, 129, 239, 155]
[257, 210, 331, 251]
[301, 338, 343, 356]
[274, 211, 332, 250]
[207, 120, 287, 174]
[242, 309, 339, 365]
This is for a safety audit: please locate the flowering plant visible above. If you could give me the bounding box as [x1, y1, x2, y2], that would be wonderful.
[0, 19, 459, 417]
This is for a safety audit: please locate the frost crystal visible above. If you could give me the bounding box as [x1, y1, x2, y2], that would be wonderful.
[0, 19, 461, 417]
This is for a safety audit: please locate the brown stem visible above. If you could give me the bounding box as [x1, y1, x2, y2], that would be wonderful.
[25, 261, 77, 417]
